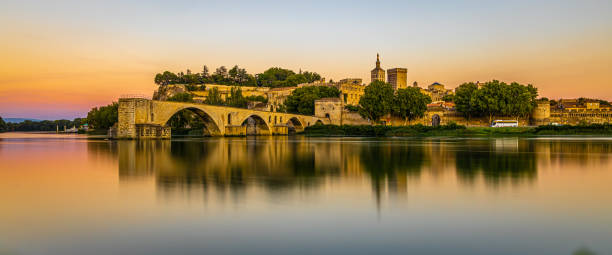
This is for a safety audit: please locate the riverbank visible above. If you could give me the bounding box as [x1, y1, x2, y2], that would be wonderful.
[302, 123, 612, 137]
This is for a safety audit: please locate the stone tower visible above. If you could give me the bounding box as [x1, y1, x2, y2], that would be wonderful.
[387, 68, 407, 90]
[370, 53, 385, 83]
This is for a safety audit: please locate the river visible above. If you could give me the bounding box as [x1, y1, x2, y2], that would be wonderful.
[0, 133, 611, 255]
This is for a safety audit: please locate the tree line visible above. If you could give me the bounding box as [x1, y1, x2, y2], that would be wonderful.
[453, 80, 538, 123]
[0, 117, 87, 132]
[155, 66, 321, 88]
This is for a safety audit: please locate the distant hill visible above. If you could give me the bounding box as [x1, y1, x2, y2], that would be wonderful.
[3, 118, 42, 123]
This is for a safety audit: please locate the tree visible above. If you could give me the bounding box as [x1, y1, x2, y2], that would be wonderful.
[154, 71, 179, 85]
[358, 81, 394, 123]
[87, 102, 118, 130]
[167, 92, 194, 102]
[257, 67, 296, 87]
[392, 87, 432, 125]
[506, 82, 538, 120]
[454, 82, 479, 123]
[226, 87, 248, 108]
[204, 87, 224, 106]
[283, 86, 341, 115]
[214, 66, 228, 78]
[469, 80, 538, 124]
[472, 80, 504, 124]
[246, 95, 268, 104]
[442, 94, 454, 102]
[201, 65, 209, 78]
[0, 116, 7, 132]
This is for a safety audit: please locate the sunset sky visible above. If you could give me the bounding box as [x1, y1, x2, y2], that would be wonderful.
[1, 0, 611, 120]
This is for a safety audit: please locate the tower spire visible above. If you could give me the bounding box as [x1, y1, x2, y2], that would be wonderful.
[376, 53, 380, 68]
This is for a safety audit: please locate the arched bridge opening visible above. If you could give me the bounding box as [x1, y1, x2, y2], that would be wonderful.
[286, 117, 304, 134]
[163, 107, 222, 137]
[241, 115, 271, 136]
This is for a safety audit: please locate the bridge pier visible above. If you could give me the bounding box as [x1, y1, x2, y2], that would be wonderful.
[225, 125, 247, 136]
[272, 125, 289, 135]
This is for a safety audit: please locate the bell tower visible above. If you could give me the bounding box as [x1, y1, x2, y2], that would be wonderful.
[370, 53, 385, 83]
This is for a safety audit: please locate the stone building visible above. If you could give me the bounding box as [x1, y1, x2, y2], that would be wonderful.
[536, 99, 612, 125]
[314, 97, 371, 126]
[265, 87, 297, 112]
[314, 98, 343, 125]
[387, 68, 407, 90]
[370, 53, 385, 83]
[336, 79, 365, 105]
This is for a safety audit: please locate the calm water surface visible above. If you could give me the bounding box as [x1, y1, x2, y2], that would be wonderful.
[1, 133, 611, 255]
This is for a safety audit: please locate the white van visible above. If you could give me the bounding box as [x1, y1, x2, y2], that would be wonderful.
[491, 120, 519, 127]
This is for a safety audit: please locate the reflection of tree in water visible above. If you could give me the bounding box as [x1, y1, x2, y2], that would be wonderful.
[359, 141, 425, 205]
[455, 140, 537, 187]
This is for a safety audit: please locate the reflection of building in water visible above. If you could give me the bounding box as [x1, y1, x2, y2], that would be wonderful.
[534, 139, 612, 168]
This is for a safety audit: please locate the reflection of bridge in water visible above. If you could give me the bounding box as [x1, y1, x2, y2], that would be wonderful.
[116, 98, 327, 139]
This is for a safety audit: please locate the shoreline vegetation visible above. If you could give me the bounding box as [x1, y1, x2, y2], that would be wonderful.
[301, 123, 612, 137]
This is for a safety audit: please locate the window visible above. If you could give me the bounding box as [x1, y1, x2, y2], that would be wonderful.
[228, 114, 231, 125]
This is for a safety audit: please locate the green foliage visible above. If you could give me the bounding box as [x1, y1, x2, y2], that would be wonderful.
[246, 95, 268, 104]
[549, 99, 558, 107]
[87, 102, 118, 130]
[454, 82, 480, 120]
[155, 66, 320, 88]
[303, 123, 467, 137]
[257, 67, 321, 88]
[534, 123, 612, 134]
[167, 92, 194, 102]
[204, 87, 224, 106]
[454, 80, 538, 124]
[3, 118, 86, 132]
[226, 87, 248, 108]
[185, 84, 205, 91]
[154, 71, 179, 85]
[283, 86, 341, 115]
[442, 94, 454, 102]
[467, 80, 538, 123]
[344, 105, 360, 112]
[358, 81, 394, 122]
[0, 116, 7, 132]
[392, 87, 432, 124]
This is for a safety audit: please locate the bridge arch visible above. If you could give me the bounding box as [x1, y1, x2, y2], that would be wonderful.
[240, 114, 271, 135]
[162, 106, 222, 136]
[286, 117, 304, 133]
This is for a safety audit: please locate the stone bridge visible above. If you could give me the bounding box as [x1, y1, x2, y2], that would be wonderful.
[116, 98, 327, 139]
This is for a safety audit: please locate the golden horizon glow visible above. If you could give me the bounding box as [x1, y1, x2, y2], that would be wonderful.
[1, 1, 611, 119]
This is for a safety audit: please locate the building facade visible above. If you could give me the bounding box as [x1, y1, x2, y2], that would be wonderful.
[387, 68, 407, 90]
[419, 82, 453, 102]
